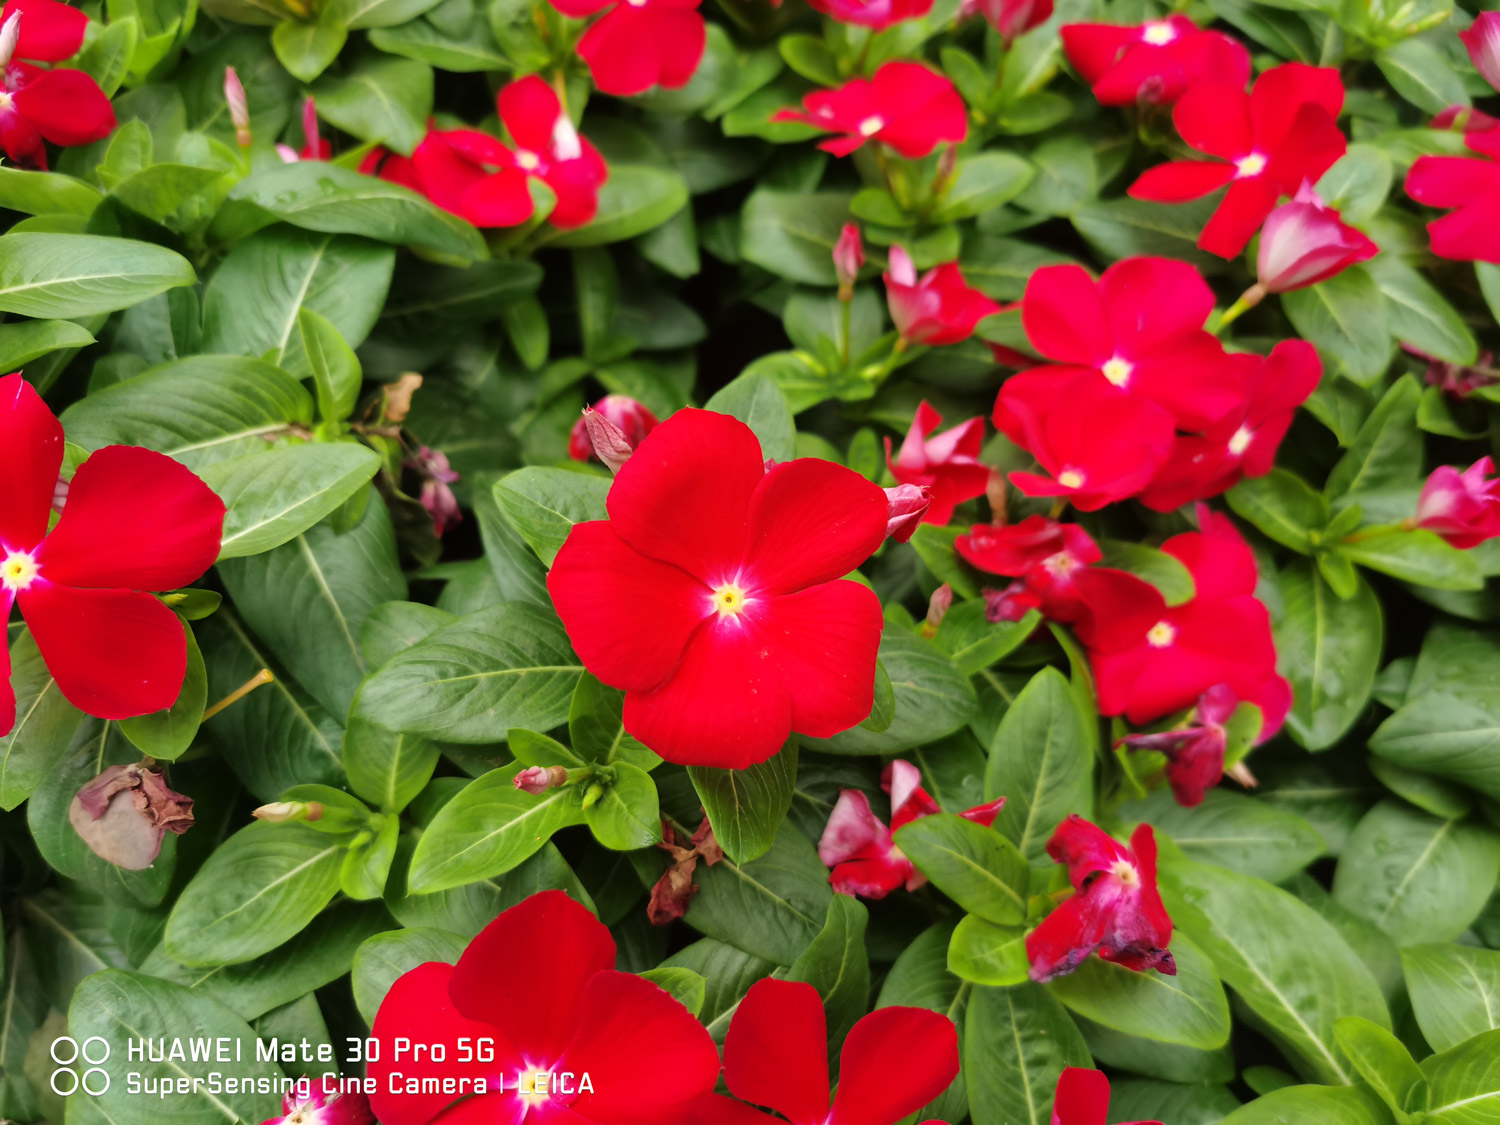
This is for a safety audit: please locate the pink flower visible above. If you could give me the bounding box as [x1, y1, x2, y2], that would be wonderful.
[818, 759, 1004, 899]
[883, 483, 932, 543]
[834, 223, 864, 289]
[1416, 457, 1500, 548]
[549, 0, 704, 96]
[260, 1086, 373, 1125]
[1255, 182, 1378, 293]
[883, 246, 1001, 347]
[1052, 1068, 1162, 1125]
[806, 0, 930, 30]
[884, 401, 990, 526]
[1117, 683, 1238, 808]
[568, 394, 658, 465]
[1027, 817, 1175, 983]
[1061, 16, 1249, 107]
[956, 516, 1101, 624]
[1129, 63, 1348, 258]
[772, 62, 967, 160]
[962, 0, 1052, 42]
[1461, 12, 1500, 94]
[406, 446, 461, 537]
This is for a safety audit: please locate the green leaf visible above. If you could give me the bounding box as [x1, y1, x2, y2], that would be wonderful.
[408, 763, 587, 892]
[353, 602, 583, 742]
[568, 672, 657, 768]
[325, 0, 445, 27]
[583, 762, 661, 851]
[1071, 195, 1224, 274]
[1334, 1016, 1424, 1118]
[205, 442, 382, 559]
[1403, 943, 1500, 1053]
[1161, 857, 1390, 1084]
[965, 983, 1091, 1125]
[299, 306, 363, 426]
[1421, 1029, 1500, 1124]
[931, 153, 1036, 223]
[1274, 560, 1383, 752]
[1335, 527, 1484, 591]
[350, 927, 468, 1024]
[1316, 145, 1394, 224]
[948, 915, 1030, 986]
[1376, 37, 1472, 115]
[111, 163, 229, 229]
[877, 923, 970, 1122]
[1368, 254, 1477, 366]
[1332, 800, 1500, 947]
[1049, 933, 1231, 1050]
[638, 967, 708, 1017]
[895, 813, 1029, 925]
[0, 233, 195, 318]
[932, 601, 1040, 674]
[0, 168, 102, 217]
[0, 630, 84, 810]
[1226, 469, 1329, 553]
[1283, 267, 1395, 386]
[546, 165, 689, 247]
[1015, 134, 1098, 217]
[312, 54, 433, 154]
[1325, 374, 1423, 503]
[75, 15, 137, 96]
[1216, 1083, 1397, 1125]
[739, 190, 855, 285]
[163, 822, 344, 967]
[1123, 790, 1326, 884]
[493, 467, 611, 567]
[344, 719, 439, 815]
[368, 19, 509, 71]
[0, 319, 95, 371]
[272, 19, 348, 82]
[343, 814, 400, 899]
[785, 893, 870, 1056]
[689, 741, 798, 865]
[1095, 539, 1197, 605]
[983, 667, 1091, 862]
[703, 372, 796, 463]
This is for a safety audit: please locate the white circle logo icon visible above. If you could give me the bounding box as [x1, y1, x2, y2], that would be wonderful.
[49, 1036, 110, 1096]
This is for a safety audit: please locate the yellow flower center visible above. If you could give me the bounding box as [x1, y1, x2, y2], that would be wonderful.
[1228, 425, 1254, 456]
[1112, 859, 1140, 885]
[1146, 620, 1176, 648]
[1141, 20, 1177, 44]
[1058, 469, 1086, 490]
[515, 149, 541, 172]
[1236, 152, 1267, 178]
[1101, 357, 1133, 387]
[1, 551, 38, 592]
[0, 91, 12, 111]
[712, 583, 749, 618]
[858, 116, 885, 137]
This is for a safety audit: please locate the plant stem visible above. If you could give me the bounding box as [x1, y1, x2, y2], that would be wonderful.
[203, 668, 274, 721]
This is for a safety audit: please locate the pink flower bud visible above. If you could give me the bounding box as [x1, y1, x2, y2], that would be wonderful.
[252, 800, 323, 823]
[1416, 456, 1500, 548]
[961, 0, 1052, 42]
[833, 223, 864, 291]
[69, 765, 194, 870]
[514, 765, 569, 794]
[1461, 12, 1500, 95]
[0, 12, 20, 68]
[921, 583, 953, 637]
[567, 395, 658, 468]
[883, 248, 1002, 346]
[405, 446, 462, 536]
[1256, 183, 1378, 294]
[224, 66, 251, 147]
[883, 483, 931, 543]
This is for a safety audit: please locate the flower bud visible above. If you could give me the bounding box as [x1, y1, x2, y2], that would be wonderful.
[514, 765, 569, 794]
[252, 800, 324, 823]
[1256, 182, 1378, 294]
[921, 583, 953, 638]
[1415, 457, 1500, 548]
[568, 395, 658, 470]
[985, 470, 1007, 524]
[981, 581, 1041, 623]
[0, 12, 20, 68]
[69, 764, 194, 870]
[406, 446, 462, 536]
[224, 66, 252, 148]
[834, 224, 864, 296]
[1461, 12, 1500, 95]
[961, 0, 1052, 42]
[883, 483, 931, 543]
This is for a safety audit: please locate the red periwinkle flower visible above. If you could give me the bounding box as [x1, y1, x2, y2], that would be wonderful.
[0, 375, 225, 736]
[1075, 508, 1291, 734]
[277, 97, 332, 163]
[1461, 12, 1500, 94]
[550, 0, 704, 96]
[1139, 339, 1321, 512]
[548, 409, 888, 768]
[818, 759, 1005, 898]
[956, 516, 1101, 624]
[568, 395, 659, 464]
[1405, 147, 1500, 263]
[0, 0, 116, 170]
[1027, 817, 1175, 983]
[772, 62, 967, 159]
[962, 0, 1052, 44]
[1415, 457, 1500, 548]
[369, 892, 720, 1125]
[1052, 1067, 1162, 1125]
[806, 0, 930, 30]
[1117, 683, 1239, 808]
[260, 1086, 373, 1125]
[1255, 182, 1378, 293]
[722, 978, 960, 1125]
[883, 247, 1001, 347]
[884, 402, 990, 527]
[1130, 64, 1347, 258]
[1061, 16, 1249, 107]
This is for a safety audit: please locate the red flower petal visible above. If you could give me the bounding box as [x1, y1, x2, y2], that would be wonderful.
[0, 591, 14, 736]
[1172, 82, 1252, 160]
[1023, 264, 1111, 365]
[1127, 159, 1236, 203]
[1262, 102, 1346, 192]
[0, 103, 45, 168]
[1197, 176, 1280, 258]
[744, 460, 888, 594]
[1059, 23, 1137, 85]
[561, 971, 722, 1125]
[19, 583, 185, 719]
[1052, 1066, 1110, 1125]
[37, 446, 224, 592]
[2, 0, 87, 60]
[368, 962, 508, 1125]
[11, 68, 115, 146]
[756, 580, 883, 737]
[1427, 200, 1500, 263]
[1098, 257, 1214, 354]
[1162, 511, 1258, 600]
[652, 7, 707, 88]
[870, 61, 967, 158]
[1406, 155, 1500, 208]
[829, 1006, 959, 1125]
[579, 6, 705, 96]
[498, 75, 561, 153]
[0, 373, 62, 552]
[1249, 62, 1344, 148]
[818, 788, 892, 867]
[543, 143, 608, 229]
[547, 520, 711, 692]
[411, 131, 493, 215]
[606, 408, 763, 581]
[450, 891, 614, 1060]
[724, 979, 831, 1125]
[1025, 890, 1105, 981]
[546, 0, 611, 18]
[460, 166, 536, 227]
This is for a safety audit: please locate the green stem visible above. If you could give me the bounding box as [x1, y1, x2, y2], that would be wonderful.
[1216, 284, 1266, 333]
[839, 294, 852, 367]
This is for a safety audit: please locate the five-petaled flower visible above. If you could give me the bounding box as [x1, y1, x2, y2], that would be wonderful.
[719, 978, 960, 1125]
[0, 374, 225, 737]
[773, 62, 967, 159]
[1254, 182, 1378, 293]
[956, 516, 1101, 624]
[1117, 683, 1239, 808]
[1051, 1067, 1162, 1125]
[1129, 63, 1347, 258]
[369, 891, 721, 1125]
[818, 759, 1005, 898]
[883, 246, 1001, 347]
[1405, 141, 1500, 264]
[549, 0, 705, 96]
[1027, 816, 1175, 983]
[1061, 16, 1249, 107]
[0, 0, 117, 169]
[259, 1086, 373, 1125]
[884, 402, 990, 527]
[548, 409, 888, 768]
[1415, 457, 1500, 548]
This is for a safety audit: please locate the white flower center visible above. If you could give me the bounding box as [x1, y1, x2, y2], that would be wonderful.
[1111, 859, 1140, 885]
[515, 149, 541, 172]
[1101, 356, 1133, 387]
[1227, 425, 1254, 456]
[1, 550, 38, 592]
[1146, 620, 1176, 648]
[1058, 468, 1086, 490]
[1043, 550, 1076, 576]
[858, 116, 885, 137]
[0, 91, 13, 111]
[1141, 20, 1177, 45]
[1236, 152, 1268, 178]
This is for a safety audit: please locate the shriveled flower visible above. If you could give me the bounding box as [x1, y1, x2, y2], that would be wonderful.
[648, 816, 722, 924]
[1118, 683, 1239, 808]
[260, 1086, 373, 1125]
[548, 409, 888, 768]
[721, 978, 960, 1125]
[369, 891, 721, 1125]
[818, 759, 1004, 898]
[962, 0, 1052, 43]
[1129, 63, 1348, 258]
[0, 0, 117, 169]
[68, 763, 194, 870]
[1461, 11, 1500, 94]
[883, 246, 1001, 347]
[884, 402, 989, 527]
[806, 0, 930, 31]
[883, 483, 932, 543]
[772, 63, 966, 160]
[1, 374, 225, 735]
[405, 446, 462, 536]
[956, 516, 1102, 624]
[549, 0, 705, 96]
[1412, 344, 1499, 399]
[1061, 16, 1249, 107]
[1051, 1067, 1162, 1125]
[1027, 816, 1175, 982]
[1415, 457, 1500, 548]
[568, 394, 659, 466]
[1255, 182, 1378, 293]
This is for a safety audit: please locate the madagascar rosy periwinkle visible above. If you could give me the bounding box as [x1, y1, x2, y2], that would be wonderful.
[884, 401, 990, 526]
[0, 0, 115, 168]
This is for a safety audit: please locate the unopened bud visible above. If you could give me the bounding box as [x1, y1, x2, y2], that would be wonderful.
[252, 800, 323, 823]
[0, 12, 20, 68]
[1225, 760, 1258, 788]
[921, 584, 953, 639]
[580, 782, 606, 810]
[583, 409, 635, 474]
[935, 144, 959, 189]
[224, 67, 252, 148]
[514, 765, 569, 794]
[985, 470, 1007, 525]
[883, 483, 931, 543]
[833, 223, 864, 298]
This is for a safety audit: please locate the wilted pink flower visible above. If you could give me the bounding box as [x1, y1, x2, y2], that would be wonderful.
[834, 223, 864, 293]
[1117, 683, 1239, 807]
[260, 1085, 373, 1125]
[1255, 183, 1378, 293]
[69, 764, 194, 870]
[1410, 344, 1499, 398]
[883, 246, 1002, 346]
[1461, 12, 1500, 94]
[567, 395, 658, 466]
[883, 483, 932, 542]
[1416, 457, 1500, 548]
[406, 446, 461, 536]
[962, 0, 1052, 42]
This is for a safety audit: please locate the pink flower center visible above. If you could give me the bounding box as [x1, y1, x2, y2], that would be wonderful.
[1146, 620, 1176, 648]
[1235, 152, 1268, 178]
[1, 550, 38, 592]
[1043, 550, 1077, 576]
[1141, 20, 1177, 45]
